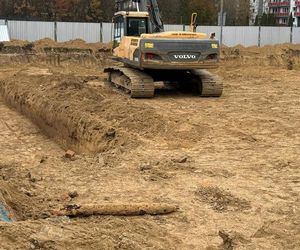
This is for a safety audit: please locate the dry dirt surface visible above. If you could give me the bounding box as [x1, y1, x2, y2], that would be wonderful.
[0, 43, 299, 249]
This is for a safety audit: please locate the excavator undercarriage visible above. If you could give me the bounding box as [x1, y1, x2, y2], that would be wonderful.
[105, 67, 223, 98]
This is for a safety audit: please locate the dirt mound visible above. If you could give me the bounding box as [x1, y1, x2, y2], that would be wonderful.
[0, 73, 129, 154]
[0, 39, 111, 69]
[222, 44, 300, 69]
[0, 181, 28, 221]
[0, 162, 43, 221]
[222, 43, 300, 57]
[1, 39, 111, 54]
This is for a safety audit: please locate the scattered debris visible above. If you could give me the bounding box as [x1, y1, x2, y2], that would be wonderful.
[20, 187, 34, 197]
[105, 128, 116, 138]
[39, 156, 48, 163]
[172, 156, 188, 164]
[139, 163, 152, 171]
[0, 203, 13, 223]
[68, 191, 78, 199]
[65, 150, 76, 159]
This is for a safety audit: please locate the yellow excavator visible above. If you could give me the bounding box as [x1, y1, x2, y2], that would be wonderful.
[104, 0, 222, 98]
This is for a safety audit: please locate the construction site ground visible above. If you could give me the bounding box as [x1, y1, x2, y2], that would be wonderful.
[0, 41, 299, 249]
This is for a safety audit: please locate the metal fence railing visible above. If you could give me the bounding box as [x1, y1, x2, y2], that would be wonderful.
[1, 19, 300, 47]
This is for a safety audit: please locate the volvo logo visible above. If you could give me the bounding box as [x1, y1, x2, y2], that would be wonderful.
[174, 54, 197, 59]
[170, 53, 199, 61]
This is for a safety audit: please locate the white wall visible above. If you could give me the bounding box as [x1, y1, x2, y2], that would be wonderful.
[3, 20, 300, 46]
[260, 27, 291, 46]
[223, 26, 260, 47]
[57, 22, 101, 43]
[8, 20, 55, 41]
[0, 25, 10, 41]
[102, 23, 113, 43]
[164, 25, 184, 32]
[292, 28, 300, 44]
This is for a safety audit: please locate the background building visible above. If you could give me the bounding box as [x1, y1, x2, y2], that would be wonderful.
[250, 0, 266, 24]
[251, 0, 299, 26]
[292, 0, 300, 26]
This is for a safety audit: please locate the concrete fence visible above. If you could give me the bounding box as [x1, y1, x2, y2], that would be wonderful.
[1, 19, 300, 47]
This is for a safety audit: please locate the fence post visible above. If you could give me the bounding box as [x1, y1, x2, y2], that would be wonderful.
[100, 22, 103, 43]
[5, 19, 10, 41]
[54, 21, 57, 42]
[258, 25, 261, 47]
[290, 26, 293, 44]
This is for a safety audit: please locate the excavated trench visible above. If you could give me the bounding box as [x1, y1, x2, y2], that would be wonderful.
[0, 72, 128, 154]
[0, 44, 132, 155]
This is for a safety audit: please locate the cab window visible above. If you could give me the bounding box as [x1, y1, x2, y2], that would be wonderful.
[127, 18, 148, 36]
[113, 15, 124, 47]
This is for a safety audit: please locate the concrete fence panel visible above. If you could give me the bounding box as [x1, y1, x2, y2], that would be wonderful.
[223, 26, 259, 47]
[57, 22, 101, 43]
[292, 28, 300, 44]
[102, 23, 113, 43]
[260, 27, 291, 46]
[163, 25, 184, 32]
[8, 20, 55, 41]
[0, 25, 10, 41]
[1, 19, 300, 46]
[0, 20, 6, 25]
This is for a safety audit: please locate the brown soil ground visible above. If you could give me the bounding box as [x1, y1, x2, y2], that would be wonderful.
[0, 43, 299, 249]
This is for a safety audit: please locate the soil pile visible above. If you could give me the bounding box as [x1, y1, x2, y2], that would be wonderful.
[222, 43, 300, 69]
[0, 39, 111, 54]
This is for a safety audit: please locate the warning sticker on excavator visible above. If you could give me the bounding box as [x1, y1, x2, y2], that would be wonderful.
[145, 43, 154, 49]
[211, 44, 218, 49]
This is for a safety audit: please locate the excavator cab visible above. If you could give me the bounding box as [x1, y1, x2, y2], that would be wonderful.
[113, 12, 150, 48]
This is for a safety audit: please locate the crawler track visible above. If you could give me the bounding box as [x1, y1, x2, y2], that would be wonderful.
[104, 66, 155, 98]
[193, 69, 223, 97]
